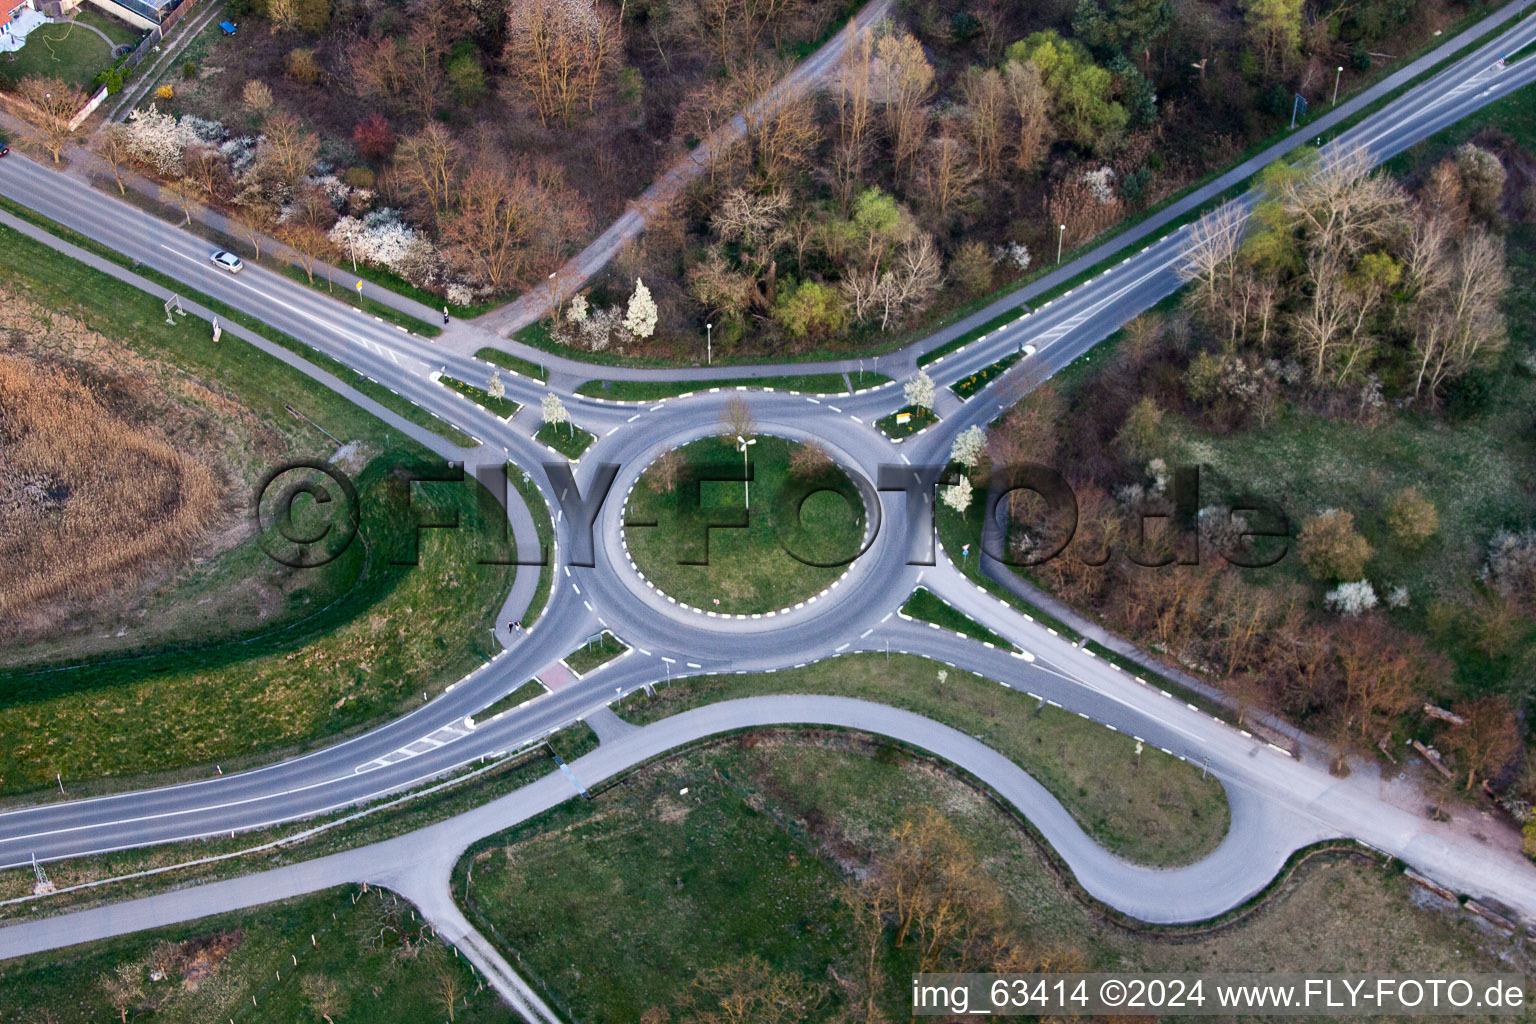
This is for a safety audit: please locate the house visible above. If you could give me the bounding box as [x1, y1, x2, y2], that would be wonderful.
[39, 0, 181, 31]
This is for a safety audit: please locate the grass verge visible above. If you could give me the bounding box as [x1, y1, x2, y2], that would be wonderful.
[563, 631, 627, 675]
[471, 680, 546, 723]
[616, 652, 1227, 866]
[575, 372, 893, 400]
[475, 347, 549, 383]
[438, 374, 520, 419]
[874, 405, 937, 438]
[951, 350, 1024, 399]
[899, 587, 1014, 648]
[534, 421, 595, 460]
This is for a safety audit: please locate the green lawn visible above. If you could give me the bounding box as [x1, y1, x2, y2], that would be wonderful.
[439, 373, 521, 419]
[623, 435, 866, 613]
[563, 630, 627, 674]
[900, 587, 1014, 648]
[534, 420, 595, 459]
[0, 887, 515, 1024]
[456, 736, 1514, 1024]
[73, 7, 144, 46]
[618, 652, 1228, 866]
[575, 373, 893, 400]
[0, 459, 517, 794]
[0, 21, 113, 88]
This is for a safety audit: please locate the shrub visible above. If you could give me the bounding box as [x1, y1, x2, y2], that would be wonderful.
[1115, 397, 1163, 460]
[1298, 509, 1373, 581]
[241, 79, 274, 115]
[1484, 528, 1536, 607]
[342, 166, 376, 190]
[1386, 487, 1438, 549]
[285, 48, 321, 85]
[181, 61, 197, 79]
[1324, 580, 1377, 616]
[351, 113, 396, 162]
[949, 240, 993, 297]
[155, 84, 173, 101]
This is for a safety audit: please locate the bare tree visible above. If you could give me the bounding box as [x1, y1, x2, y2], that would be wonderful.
[282, 221, 335, 284]
[160, 175, 201, 227]
[834, 25, 874, 167]
[393, 123, 461, 223]
[959, 67, 1008, 179]
[1411, 226, 1508, 402]
[1445, 696, 1520, 791]
[918, 132, 979, 218]
[504, 0, 621, 127]
[17, 77, 86, 163]
[99, 963, 142, 1024]
[443, 161, 544, 292]
[96, 122, 134, 196]
[1177, 204, 1246, 326]
[720, 394, 757, 438]
[349, 34, 408, 107]
[875, 33, 934, 178]
[1002, 59, 1051, 171]
[432, 959, 465, 1022]
[735, 59, 820, 183]
[256, 109, 320, 185]
[301, 974, 347, 1024]
[230, 195, 278, 259]
[402, 17, 451, 122]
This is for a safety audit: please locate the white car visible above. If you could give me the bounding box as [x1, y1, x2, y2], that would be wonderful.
[210, 250, 244, 273]
[1021, 344, 1037, 357]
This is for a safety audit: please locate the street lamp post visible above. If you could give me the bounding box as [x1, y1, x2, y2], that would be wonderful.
[349, 235, 357, 273]
[735, 434, 756, 508]
[1057, 223, 1066, 264]
[706, 322, 712, 365]
[1333, 66, 1343, 105]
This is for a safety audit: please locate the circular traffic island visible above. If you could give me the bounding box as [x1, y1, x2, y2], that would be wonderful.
[623, 435, 870, 615]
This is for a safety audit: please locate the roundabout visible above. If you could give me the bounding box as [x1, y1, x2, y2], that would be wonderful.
[620, 433, 871, 616]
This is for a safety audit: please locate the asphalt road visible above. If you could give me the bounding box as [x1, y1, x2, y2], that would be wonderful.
[2, 3, 1536, 962]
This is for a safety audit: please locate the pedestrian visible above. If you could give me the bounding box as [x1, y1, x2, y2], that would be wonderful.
[442, 305, 449, 326]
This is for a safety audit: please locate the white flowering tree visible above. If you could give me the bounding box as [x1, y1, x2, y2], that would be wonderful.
[541, 392, 570, 434]
[904, 369, 935, 411]
[949, 425, 986, 468]
[124, 105, 203, 176]
[1324, 580, 1378, 617]
[624, 278, 657, 339]
[994, 242, 1031, 272]
[487, 371, 505, 399]
[567, 292, 589, 324]
[942, 476, 974, 519]
[328, 210, 440, 284]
